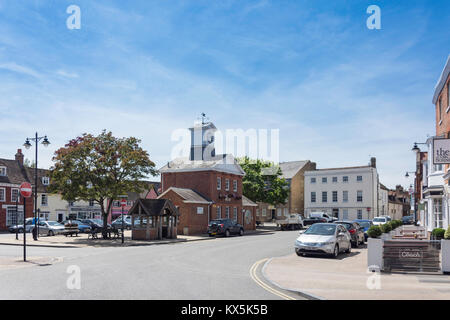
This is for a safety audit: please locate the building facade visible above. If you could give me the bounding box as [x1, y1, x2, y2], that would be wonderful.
[420, 55, 450, 234]
[304, 158, 379, 220]
[159, 121, 256, 235]
[0, 149, 34, 231]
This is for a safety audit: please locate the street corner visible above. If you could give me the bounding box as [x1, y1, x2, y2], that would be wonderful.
[0, 256, 64, 271]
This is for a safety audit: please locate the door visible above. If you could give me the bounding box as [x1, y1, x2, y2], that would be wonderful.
[38, 222, 48, 235]
[57, 213, 64, 223]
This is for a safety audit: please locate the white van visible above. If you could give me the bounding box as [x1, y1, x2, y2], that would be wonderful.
[309, 212, 336, 222]
[372, 216, 391, 226]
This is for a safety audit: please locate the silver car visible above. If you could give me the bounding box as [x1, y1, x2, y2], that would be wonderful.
[295, 223, 352, 258]
[33, 221, 66, 236]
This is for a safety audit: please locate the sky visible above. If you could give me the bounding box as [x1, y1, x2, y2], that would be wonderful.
[0, 0, 449, 189]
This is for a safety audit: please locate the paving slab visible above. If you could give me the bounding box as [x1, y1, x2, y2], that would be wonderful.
[263, 247, 450, 300]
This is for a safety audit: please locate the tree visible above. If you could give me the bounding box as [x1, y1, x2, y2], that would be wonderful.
[49, 131, 157, 238]
[238, 157, 289, 205]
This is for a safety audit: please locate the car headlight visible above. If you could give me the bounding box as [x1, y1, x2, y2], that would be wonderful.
[320, 241, 335, 246]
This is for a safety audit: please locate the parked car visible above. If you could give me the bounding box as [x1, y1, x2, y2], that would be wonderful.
[277, 214, 304, 230]
[353, 219, 373, 241]
[309, 212, 337, 222]
[8, 218, 35, 233]
[303, 217, 327, 226]
[208, 219, 244, 237]
[372, 216, 391, 226]
[333, 221, 365, 247]
[80, 219, 112, 232]
[402, 215, 415, 225]
[111, 215, 133, 230]
[34, 221, 65, 236]
[295, 223, 352, 258]
[62, 219, 92, 233]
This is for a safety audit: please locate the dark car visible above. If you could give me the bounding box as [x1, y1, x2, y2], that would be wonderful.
[80, 219, 112, 232]
[303, 217, 327, 226]
[402, 215, 415, 225]
[353, 219, 373, 241]
[208, 219, 244, 237]
[333, 221, 365, 247]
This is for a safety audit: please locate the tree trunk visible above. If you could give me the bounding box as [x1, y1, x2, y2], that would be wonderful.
[102, 212, 109, 239]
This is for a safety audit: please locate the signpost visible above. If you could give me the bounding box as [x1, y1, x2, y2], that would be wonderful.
[433, 138, 450, 164]
[20, 182, 32, 262]
[121, 199, 127, 244]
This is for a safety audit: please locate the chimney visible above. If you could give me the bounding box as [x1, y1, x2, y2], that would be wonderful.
[370, 157, 376, 168]
[15, 149, 24, 166]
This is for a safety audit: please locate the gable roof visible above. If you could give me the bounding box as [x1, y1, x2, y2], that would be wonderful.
[242, 195, 258, 207]
[158, 187, 212, 204]
[159, 154, 245, 176]
[128, 198, 179, 216]
[0, 158, 30, 185]
[279, 161, 309, 179]
[433, 54, 450, 104]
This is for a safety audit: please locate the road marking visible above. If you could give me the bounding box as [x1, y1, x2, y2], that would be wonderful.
[249, 258, 296, 300]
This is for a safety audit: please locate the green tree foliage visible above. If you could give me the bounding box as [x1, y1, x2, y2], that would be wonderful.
[49, 131, 157, 237]
[238, 157, 289, 205]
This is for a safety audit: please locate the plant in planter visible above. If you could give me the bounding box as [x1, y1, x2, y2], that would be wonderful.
[367, 225, 382, 238]
[380, 222, 392, 234]
[391, 220, 402, 230]
[445, 226, 450, 240]
[432, 228, 446, 240]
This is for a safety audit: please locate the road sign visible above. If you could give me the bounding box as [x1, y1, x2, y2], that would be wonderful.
[120, 199, 127, 207]
[20, 182, 32, 198]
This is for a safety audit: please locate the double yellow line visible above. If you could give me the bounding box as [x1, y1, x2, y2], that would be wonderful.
[249, 258, 296, 300]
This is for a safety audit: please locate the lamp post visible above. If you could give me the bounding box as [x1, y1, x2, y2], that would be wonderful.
[120, 198, 127, 244]
[23, 133, 50, 241]
[405, 171, 416, 221]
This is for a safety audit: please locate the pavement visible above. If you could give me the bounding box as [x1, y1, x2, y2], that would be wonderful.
[263, 245, 450, 300]
[0, 229, 273, 248]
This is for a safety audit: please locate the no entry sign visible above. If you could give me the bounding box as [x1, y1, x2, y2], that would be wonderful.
[120, 199, 127, 207]
[20, 182, 32, 198]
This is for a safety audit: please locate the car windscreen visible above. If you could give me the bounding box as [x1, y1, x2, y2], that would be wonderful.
[304, 224, 336, 235]
[209, 220, 225, 225]
[373, 218, 385, 222]
[358, 221, 371, 228]
[47, 222, 62, 226]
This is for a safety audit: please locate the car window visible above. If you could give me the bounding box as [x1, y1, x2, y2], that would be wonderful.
[304, 224, 336, 235]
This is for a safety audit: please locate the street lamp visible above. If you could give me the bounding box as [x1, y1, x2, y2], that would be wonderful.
[23, 133, 51, 240]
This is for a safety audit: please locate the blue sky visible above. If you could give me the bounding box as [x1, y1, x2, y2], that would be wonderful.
[0, 0, 449, 188]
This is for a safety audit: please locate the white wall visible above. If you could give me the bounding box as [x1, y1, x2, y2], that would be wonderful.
[304, 167, 378, 220]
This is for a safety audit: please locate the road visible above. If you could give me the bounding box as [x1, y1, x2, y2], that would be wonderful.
[0, 230, 302, 300]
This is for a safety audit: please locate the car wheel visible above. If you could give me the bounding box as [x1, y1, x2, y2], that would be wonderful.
[48, 230, 54, 236]
[332, 245, 339, 258]
[225, 229, 230, 237]
[345, 244, 352, 253]
[239, 229, 244, 236]
[295, 249, 302, 256]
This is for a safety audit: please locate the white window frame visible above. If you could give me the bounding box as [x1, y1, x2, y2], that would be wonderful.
[217, 206, 221, 219]
[262, 208, 267, 217]
[277, 208, 282, 217]
[217, 177, 221, 190]
[357, 191, 363, 202]
[357, 175, 363, 182]
[332, 191, 338, 202]
[343, 191, 348, 203]
[0, 188, 5, 202]
[233, 180, 237, 192]
[0, 167, 6, 176]
[42, 177, 50, 185]
[233, 207, 237, 221]
[11, 188, 19, 203]
[6, 206, 24, 227]
[343, 176, 349, 183]
[197, 207, 204, 215]
[322, 177, 327, 184]
[225, 179, 230, 191]
[311, 192, 316, 203]
[311, 177, 316, 184]
[41, 194, 48, 206]
[226, 206, 230, 219]
[322, 191, 327, 203]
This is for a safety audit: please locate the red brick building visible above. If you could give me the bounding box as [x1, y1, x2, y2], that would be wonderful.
[158, 121, 257, 235]
[0, 149, 34, 231]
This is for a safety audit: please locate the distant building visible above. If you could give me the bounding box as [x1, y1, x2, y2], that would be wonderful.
[304, 158, 379, 220]
[387, 185, 410, 220]
[256, 160, 316, 223]
[159, 120, 256, 235]
[0, 149, 34, 231]
[378, 183, 389, 216]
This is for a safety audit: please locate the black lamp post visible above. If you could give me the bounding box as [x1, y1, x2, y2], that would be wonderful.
[24, 133, 50, 241]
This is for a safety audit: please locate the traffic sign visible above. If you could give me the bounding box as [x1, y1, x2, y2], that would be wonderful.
[120, 199, 127, 207]
[20, 182, 32, 198]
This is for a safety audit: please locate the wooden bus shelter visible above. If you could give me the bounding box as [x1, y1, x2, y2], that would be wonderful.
[128, 199, 179, 240]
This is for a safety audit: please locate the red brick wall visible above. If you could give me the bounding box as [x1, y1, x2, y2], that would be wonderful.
[0, 186, 34, 231]
[436, 73, 450, 175]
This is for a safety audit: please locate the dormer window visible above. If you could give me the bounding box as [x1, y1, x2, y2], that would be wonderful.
[0, 167, 6, 176]
[42, 177, 50, 185]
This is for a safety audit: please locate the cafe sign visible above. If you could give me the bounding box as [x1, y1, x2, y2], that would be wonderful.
[433, 138, 450, 164]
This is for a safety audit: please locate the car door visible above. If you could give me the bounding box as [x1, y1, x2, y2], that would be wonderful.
[39, 222, 48, 235]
